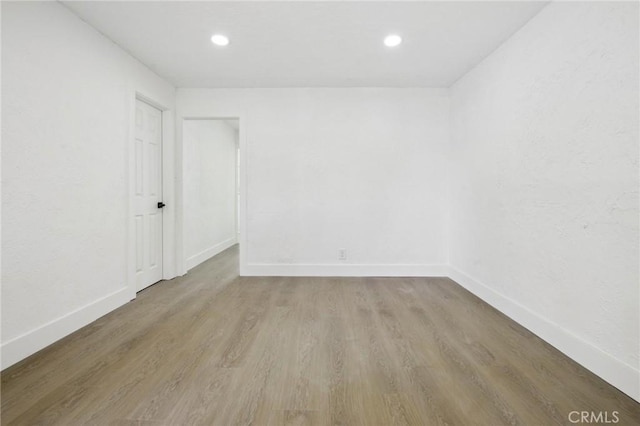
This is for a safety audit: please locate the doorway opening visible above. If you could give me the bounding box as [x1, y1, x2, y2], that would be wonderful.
[182, 118, 240, 272]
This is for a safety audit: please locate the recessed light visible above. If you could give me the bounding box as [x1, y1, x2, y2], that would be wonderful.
[211, 34, 229, 46]
[384, 34, 402, 47]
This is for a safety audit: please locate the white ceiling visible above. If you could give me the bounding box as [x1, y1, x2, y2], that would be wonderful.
[63, 1, 549, 88]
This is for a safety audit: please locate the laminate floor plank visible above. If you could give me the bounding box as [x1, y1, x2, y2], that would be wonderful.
[2, 245, 638, 425]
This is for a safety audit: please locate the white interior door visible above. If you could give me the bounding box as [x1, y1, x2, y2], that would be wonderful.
[134, 99, 163, 291]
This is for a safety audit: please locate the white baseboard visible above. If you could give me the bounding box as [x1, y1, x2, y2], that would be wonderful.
[243, 263, 449, 277]
[448, 267, 640, 402]
[1, 287, 131, 370]
[186, 237, 237, 271]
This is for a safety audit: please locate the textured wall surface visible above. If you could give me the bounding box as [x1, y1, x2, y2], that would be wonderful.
[450, 0, 638, 373]
[2, 2, 174, 354]
[178, 88, 449, 271]
[183, 120, 238, 268]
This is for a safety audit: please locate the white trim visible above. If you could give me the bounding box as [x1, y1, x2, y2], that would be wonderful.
[0, 288, 130, 370]
[186, 238, 238, 271]
[160, 101, 177, 281]
[448, 267, 640, 402]
[238, 116, 248, 276]
[244, 263, 449, 277]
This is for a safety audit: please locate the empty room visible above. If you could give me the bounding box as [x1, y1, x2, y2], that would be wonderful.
[1, 1, 638, 425]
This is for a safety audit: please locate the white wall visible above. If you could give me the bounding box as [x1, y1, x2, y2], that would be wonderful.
[1, 1, 175, 368]
[177, 88, 450, 276]
[183, 120, 238, 270]
[449, 1, 639, 400]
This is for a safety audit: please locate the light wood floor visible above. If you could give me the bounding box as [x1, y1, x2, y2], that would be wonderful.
[2, 245, 639, 425]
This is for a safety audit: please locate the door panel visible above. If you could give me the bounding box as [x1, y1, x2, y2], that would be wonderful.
[134, 99, 163, 291]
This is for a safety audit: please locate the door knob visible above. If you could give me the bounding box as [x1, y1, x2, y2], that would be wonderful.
[157, 202, 166, 209]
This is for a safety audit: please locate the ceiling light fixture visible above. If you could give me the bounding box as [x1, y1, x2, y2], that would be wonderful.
[384, 34, 402, 47]
[211, 34, 230, 46]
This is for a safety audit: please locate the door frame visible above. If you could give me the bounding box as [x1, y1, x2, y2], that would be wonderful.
[127, 90, 177, 300]
[176, 115, 247, 276]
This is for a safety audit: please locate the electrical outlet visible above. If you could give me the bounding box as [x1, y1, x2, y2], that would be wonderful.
[338, 248, 347, 261]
